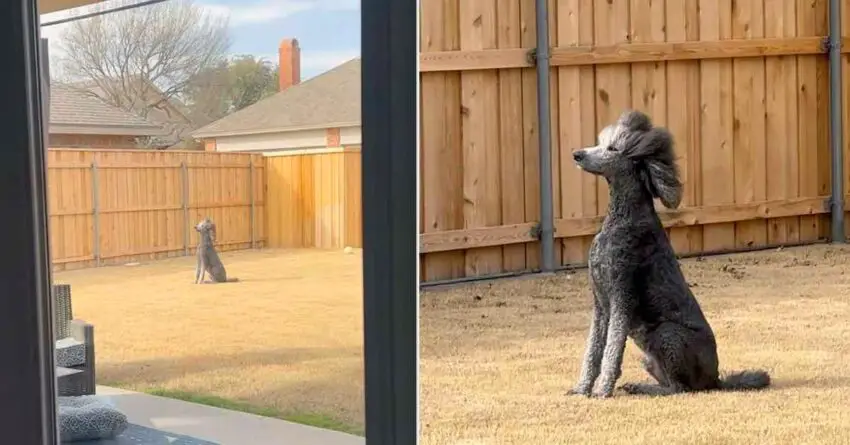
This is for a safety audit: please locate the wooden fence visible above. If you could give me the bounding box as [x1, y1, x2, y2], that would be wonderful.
[419, 0, 850, 282]
[265, 148, 362, 249]
[47, 149, 265, 271]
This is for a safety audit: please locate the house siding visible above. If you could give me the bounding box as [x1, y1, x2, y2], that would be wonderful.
[339, 126, 361, 146]
[207, 126, 362, 156]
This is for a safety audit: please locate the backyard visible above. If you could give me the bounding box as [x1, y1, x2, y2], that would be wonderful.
[420, 244, 850, 445]
[54, 248, 365, 435]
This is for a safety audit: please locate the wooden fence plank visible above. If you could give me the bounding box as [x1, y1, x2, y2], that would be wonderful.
[460, 0, 504, 276]
[732, 0, 768, 249]
[420, 0, 465, 280]
[797, 0, 826, 242]
[520, 0, 541, 270]
[765, 0, 801, 245]
[665, 0, 702, 254]
[497, 0, 527, 272]
[814, 0, 831, 240]
[699, 0, 737, 251]
[593, 0, 631, 215]
[556, 0, 597, 265]
[630, 0, 670, 244]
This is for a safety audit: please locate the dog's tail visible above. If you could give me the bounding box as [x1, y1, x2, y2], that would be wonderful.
[226, 277, 240, 283]
[717, 369, 771, 391]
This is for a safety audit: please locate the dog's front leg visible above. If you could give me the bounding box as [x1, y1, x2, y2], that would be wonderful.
[593, 298, 633, 398]
[196, 253, 207, 284]
[569, 299, 609, 396]
[194, 255, 202, 284]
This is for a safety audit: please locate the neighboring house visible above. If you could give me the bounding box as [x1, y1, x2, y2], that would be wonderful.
[75, 78, 201, 150]
[49, 82, 165, 149]
[190, 38, 361, 155]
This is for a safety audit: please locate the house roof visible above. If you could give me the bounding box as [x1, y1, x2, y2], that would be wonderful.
[50, 83, 164, 136]
[82, 78, 194, 125]
[74, 78, 196, 144]
[191, 57, 361, 139]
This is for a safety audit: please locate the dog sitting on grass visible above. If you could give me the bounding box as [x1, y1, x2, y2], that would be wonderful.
[567, 110, 770, 398]
[194, 217, 239, 284]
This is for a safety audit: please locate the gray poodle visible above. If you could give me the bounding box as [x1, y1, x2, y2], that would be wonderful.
[194, 217, 238, 284]
[567, 110, 770, 398]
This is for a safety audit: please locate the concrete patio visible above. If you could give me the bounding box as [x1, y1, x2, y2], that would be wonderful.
[97, 386, 365, 445]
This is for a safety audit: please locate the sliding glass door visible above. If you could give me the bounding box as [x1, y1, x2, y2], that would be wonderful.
[0, 0, 58, 443]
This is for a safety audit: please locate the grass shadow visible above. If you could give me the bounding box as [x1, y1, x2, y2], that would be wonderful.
[99, 346, 362, 383]
[769, 376, 850, 391]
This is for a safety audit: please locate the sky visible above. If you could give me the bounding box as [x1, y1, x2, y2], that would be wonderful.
[40, 0, 361, 81]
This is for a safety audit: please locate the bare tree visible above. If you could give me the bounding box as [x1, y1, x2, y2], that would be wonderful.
[57, 0, 231, 120]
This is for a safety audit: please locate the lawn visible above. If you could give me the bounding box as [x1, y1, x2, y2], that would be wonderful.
[54, 248, 364, 435]
[420, 244, 850, 445]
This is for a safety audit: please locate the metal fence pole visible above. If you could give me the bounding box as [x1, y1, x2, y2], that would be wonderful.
[181, 161, 190, 255]
[249, 160, 256, 249]
[535, 0, 555, 272]
[829, 0, 845, 242]
[91, 162, 101, 266]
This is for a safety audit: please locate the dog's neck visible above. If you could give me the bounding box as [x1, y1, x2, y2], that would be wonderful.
[198, 230, 214, 246]
[604, 172, 657, 223]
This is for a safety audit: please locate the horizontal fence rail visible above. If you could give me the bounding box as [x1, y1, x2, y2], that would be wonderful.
[419, 36, 849, 72]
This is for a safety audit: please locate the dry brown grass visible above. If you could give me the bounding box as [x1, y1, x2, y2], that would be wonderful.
[54, 248, 364, 429]
[420, 245, 850, 445]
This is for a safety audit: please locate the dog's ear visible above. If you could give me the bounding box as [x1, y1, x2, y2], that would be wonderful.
[634, 127, 682, 209]
[617, 110, 653, 132]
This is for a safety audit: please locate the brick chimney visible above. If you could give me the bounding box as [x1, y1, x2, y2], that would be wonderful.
[279, 38, 301, 92]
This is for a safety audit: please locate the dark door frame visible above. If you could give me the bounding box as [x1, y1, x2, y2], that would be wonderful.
[361, 0, 418, 444]
[0, 0, 58, 443]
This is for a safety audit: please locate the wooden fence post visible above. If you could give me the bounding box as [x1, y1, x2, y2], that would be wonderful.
[249, 160, 256, 249]
[181, 161, 189, 256]
[91, 161, 100, 266]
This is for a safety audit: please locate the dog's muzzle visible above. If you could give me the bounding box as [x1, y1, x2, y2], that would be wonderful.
[573, 150, 586, 162]
[573, 150, 586, 169]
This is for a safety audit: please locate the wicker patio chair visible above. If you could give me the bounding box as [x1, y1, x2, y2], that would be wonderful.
[53, 284, 96, 396]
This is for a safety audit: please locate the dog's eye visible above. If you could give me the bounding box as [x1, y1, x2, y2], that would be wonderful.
[606, 145, 617, 152]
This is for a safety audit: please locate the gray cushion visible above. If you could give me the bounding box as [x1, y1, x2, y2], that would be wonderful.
[79, 424, 221, 444]
[56, 338, 86, 367]
[58, 395, 128, 442]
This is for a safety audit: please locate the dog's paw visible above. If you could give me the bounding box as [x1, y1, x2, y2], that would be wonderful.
[566, 386, 591, 397]
[591, 390, 614, 399]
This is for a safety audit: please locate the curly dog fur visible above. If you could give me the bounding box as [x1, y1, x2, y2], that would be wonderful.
[567, 110, 771, 398]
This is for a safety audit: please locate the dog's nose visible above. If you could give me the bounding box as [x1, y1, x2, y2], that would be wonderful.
[573, 150, 585, 162]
